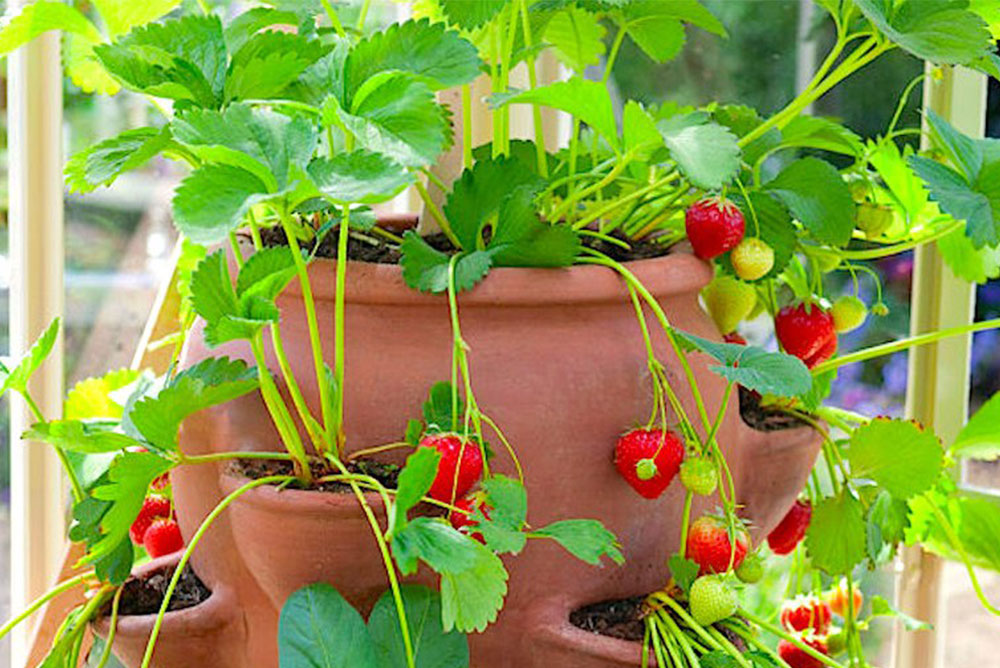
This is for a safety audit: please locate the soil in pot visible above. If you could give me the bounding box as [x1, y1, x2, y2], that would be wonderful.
[103, 563, 211, 617]
[229, 456, 400, 492]
[259, 226, 679, 264]
[739, 387, 811, 432]
[569, 596, 648, 642]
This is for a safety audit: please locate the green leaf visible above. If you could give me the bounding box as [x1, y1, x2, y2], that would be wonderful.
[531, 519, 624, 566]
[391, 517, 509, 632]
[0, 2, 101, 55]
[278, 583, 376, 668]
[1, 318, 60, 398]
[937, 224, 1000, 283]
[700, 652, 741, 668]
[307, 150, 414, 204]
[224, 7, 303, 53]
[339, 72, 452, 168]
[65, 127, 173, 194]
[870, 595, 932, 631]
[345, 19, 481, 101]
[399, 234, 495, 294]
[797, 369, 835, 413]
[86, 636, 126, 668]
[622, 101, 665, 166]
[853, 0, 993, 65]
[849, 418, 943, 500]
[439, 0, 508, 29]
[489, 187, 582, 268]
[657, 114, 741, 190]
[544, 6, 606, 72]
[670, 329, 812, 397]
[805, 491, 866, 575]
[925, 109, 984, 180]
[368, 586, 469, 668]
[64, 32, 120, 96]
[422, 381, 464, 433]
[172, 164, 270, 244]
[236, 246, 298, 304]
[764, 157, 855, 246]
[866, 489, 910, 562]
[95, 15, 227, 108]
[85, 451, 173, 568]
[65, 369, 141, 420]
[23, 420, 137, 454]
[908, 492, 1000, 571]
[391, 447, 441, 534]
[225, 31, 328, 103]
[128, 357, 259, 453]
[909, 155, 998, 249]
[622, 0, 725, 64]
[668, 553, 699, 594]
[493, 79, 620, 150]
[778, 115, 864, 157]
[93, 0, 180, 38]
[476, 475, 528, 554]
[951, 392, 1000, 460]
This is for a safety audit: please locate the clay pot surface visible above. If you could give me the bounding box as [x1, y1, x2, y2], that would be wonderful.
[173, 247, 821, 667]
[91, 554, 244, 668]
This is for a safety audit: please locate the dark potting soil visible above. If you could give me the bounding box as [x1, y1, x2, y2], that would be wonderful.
[110, 563, 211, 617]
[739, 387, 810, 432]
[570, 596, 648, 642]
[259, 224, 677, 265]
[230, 456, 401, 493]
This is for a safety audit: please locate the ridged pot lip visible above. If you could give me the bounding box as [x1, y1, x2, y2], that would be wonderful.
[218, 467, 387, 516]
[279, 250, 712, 307]
[528, 596, 649, 666]
[92, 554, 235, 636]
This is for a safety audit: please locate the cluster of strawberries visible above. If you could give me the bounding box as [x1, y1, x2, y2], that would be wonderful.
[129, 489, 184, 558]
[778, 583, 864, 667]
[412, 433, 491, 541]
[685, 198, 870, 369]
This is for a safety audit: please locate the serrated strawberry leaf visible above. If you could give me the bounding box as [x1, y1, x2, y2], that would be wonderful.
[951, 392, 1000, 460]
[390, 447, 440, 535]
[439, 0, 508, 29]
[907, 491, 1000, 572]
[854, 0, 993, 65]
[172, 164, 273, 245]
[544, 6, 606, 72]
[278, 583, 377, 668]
[670, 329, 812, 397]
[530, 519, 624, 566]
[657, 113, 741, 190]
[369, 586, 469, 668]
[391, 517, 509, 632]
[0, 1, 102, 55]
[128, 356, 258, 453]
[668, 553, 699, 594]
[65, 127, 174, 194]
[23, 420, 138, 454]
[306, 150, 414, 205]
[475, 475, 528, 554]
[910, 156, 999, 249]
[224, 30, 328, 103]
[849, 418, 943, 500]
[421, 381, 464, 434]
[65, 369, 142, 420]
[399, 233, 495, 294]
[866, 489, 910, 563]
[805, 491, 866, 575]
[1, 317, 60, 399]
[777, 115, 864, 157]
[763, 157, 855, 246]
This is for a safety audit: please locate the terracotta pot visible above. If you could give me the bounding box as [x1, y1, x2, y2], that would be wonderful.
[217, 469, 434, 613]
[91, 555, 244, 668]
[172, 245, 821, 667]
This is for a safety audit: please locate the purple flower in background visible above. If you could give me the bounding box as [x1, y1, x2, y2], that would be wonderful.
[882, 352, 908, 397]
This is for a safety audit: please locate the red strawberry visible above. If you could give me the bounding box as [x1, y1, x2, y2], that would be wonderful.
[450, 497, 491, 544]
[780, 595, 832, 634]
[777, 636, 829, 668]
[129, 495, 173, 545]
[685, 198, 746, 260]
[686, 515, 750, 575]
[613, 429, 685, 499]
[775, 304, 836, 366]
[419, 434, 484, 502]
[767, 499, 812, 555]
[143, 519, 184, 558]
[802, 331, 837, 369]
[723, 332, 747, 345]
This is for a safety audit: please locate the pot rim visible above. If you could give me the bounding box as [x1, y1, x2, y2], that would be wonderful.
[276, 247, 712, 307]
[218, 467, 387, 516]
[527, 596, 650, 666]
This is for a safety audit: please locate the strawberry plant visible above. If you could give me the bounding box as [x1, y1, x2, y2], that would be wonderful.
[0, 0, 997, 667]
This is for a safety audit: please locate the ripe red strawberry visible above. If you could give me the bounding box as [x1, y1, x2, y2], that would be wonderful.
[613, 428, 685, 499]
[775, 304, 836, 367]
[129, 495, 173, 545]
[419, 434, 484, 502]
[450, 497, 491, 544]
[777, 636, 829, 668]
[780, 595, 832, 634]
[686, 515, 750, 575]
[685, 198, 746, 260]
[143, 519, 184, 558]
[767, 499, 812, 555]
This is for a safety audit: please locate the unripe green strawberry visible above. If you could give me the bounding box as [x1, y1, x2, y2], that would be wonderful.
[701, 275, 757, 335]
[856, 203, 894, 239]
[735, 552, 764, 584]
[680, 457, 718, 496]
[831, 296, 867, 333]
[825, 628, 847, 656]
[731, 238, 775, 281]
[847, 177, 873, 204]
[636, 458, 657, 481]
[689, 575, 737, 627]
[872, 302, 889, 317]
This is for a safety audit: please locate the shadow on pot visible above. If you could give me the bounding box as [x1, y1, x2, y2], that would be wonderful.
[91, 554, 244, 668]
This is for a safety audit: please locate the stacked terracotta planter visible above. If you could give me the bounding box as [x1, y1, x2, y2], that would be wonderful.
[100, 245, 820, 667]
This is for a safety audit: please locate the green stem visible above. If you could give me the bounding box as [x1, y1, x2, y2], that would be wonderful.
[656, 595, 723, 652]
[518, 0, 547, 176]
[0, 572, 91, 642]
[94, 586, 124, 668]
[320, 0, 347, 37]
[812, 317, 1000, 375]
[573, 171, 680, 230]
[333, 205, 352, 455]
[926, 498, 1000, 617]
[707, 627, 754, 668]
[679, 490, 694, 559]
[355, 0, 372, 31]
[22, 392, 85, 503]
[550, 151, 636, 223]
[602, 24, 627, 83]
[228, 232, 244, 269]
[740, 607, 845, 668]
[414, 180, 462, 248]
[278, 206, 334, 449]
[270, 322, 328, 451]
[140, 475, 294, 668]
[179, 451, 296, 466]
[461, 85, 473, 170]
[834, 218, 962, 260]
[250, 334, 311, 482]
